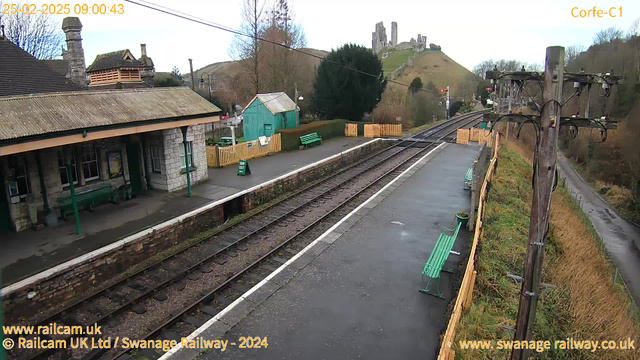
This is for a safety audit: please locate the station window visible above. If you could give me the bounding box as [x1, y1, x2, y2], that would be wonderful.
[81, 144, 100, 181]
[58, 150, 78, 187]
[179, 142, 193, 170]
[150, 145, 163, 173]
[7, 156, 30, 201]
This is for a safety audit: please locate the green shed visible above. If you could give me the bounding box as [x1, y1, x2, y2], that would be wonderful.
[242, 92, 299, 142]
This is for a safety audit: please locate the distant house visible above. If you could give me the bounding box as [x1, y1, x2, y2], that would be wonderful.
[242, 92, 299, 142]
[86, 47, 154, 89]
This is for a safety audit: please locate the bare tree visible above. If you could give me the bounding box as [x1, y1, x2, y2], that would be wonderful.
[628, 18, 640, 39]
[261, 0, 306, 95]
[0, 1, 63, 59]
[526, 62, 543, 72]
[564, 44, 585, 67]
[593, 27, 624, 45]
[472, 59, 494, 78]
[229, 0, 267, 95]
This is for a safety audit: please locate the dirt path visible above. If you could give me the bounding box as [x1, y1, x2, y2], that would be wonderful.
[557, 152, 640, 307]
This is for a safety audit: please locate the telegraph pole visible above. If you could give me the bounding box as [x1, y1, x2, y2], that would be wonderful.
[510, 46, 564, 360]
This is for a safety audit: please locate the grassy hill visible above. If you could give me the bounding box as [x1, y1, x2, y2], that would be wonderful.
[382, 49, 478, 93]
[186, 48, 329, 104]
[191, 48, 329, 84]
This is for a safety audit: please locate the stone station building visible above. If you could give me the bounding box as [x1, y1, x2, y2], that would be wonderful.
[0, 87, 220, 234]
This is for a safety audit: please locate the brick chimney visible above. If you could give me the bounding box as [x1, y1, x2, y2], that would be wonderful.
[61, 17, 88, 88]
[139, 43, 155, 88]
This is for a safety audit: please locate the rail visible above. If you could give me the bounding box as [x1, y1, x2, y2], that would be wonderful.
[105, 113, 485, 360]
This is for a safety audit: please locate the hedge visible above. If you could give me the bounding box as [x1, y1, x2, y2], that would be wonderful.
[277, 120, 347, 151]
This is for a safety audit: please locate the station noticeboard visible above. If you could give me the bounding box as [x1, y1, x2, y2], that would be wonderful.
[237, 159, 251, 176]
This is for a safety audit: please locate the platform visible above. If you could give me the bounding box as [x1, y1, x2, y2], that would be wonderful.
[167, 143, 479, 360]
[0, 136, 373, 287]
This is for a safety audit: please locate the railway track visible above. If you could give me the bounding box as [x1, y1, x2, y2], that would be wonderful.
[5, 112, 484, 360]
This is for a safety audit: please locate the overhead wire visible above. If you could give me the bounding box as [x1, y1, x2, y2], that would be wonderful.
[125, 0, 431, 93]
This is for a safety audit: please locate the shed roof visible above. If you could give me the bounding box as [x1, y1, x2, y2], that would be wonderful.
[243, 92, 297, 115]
[86, 50, 144, 72]
[0, 38, 83, 96]
[0, 87, 221, 142]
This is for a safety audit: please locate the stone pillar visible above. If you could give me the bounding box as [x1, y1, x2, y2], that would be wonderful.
[61, 17, 87, 88]
[139, 44, 155, 88]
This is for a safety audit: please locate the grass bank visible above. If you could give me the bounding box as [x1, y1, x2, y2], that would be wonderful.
[453, 147, 639, 359]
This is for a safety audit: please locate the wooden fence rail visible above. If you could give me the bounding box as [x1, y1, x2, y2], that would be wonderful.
[206, 133, 281, 168]
[364, 124, 402, 138]
[456, 129, 470, 145]
[345, 123, 358, 137]
[438, 133, 500, 360]
[364, 124, 380, 138]
[379, 124, 402, 136]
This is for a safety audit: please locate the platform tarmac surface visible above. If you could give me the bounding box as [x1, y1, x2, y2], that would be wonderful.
[0, 136, 372, 287]
[182, 143, 479, 360]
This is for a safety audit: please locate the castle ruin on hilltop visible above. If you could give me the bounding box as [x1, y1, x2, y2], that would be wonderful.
[371, 21, 426, 54]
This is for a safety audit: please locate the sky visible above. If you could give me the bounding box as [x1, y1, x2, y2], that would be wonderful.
[18, 0, 640, 74]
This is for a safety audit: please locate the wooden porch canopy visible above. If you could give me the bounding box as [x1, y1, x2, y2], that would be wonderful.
[0, 87, 221, 155]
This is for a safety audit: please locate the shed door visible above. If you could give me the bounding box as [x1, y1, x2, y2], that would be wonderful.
[264, 124, 273, 137]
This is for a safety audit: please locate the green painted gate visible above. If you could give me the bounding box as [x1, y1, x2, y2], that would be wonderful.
[0, 168, 13, 233]
[126, 143, 143, 194]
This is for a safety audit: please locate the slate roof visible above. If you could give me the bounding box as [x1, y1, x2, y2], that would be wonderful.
[86, 50, 144, 72]
[0, 87, 221, 142]
[41, 60, 70, 76]
[243, 92, 297, 115]
[0, 37, 83, 97]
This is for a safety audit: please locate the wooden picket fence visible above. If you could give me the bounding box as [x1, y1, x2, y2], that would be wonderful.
[345, 123, 358, 137]
[364, 124, 402, 138]
[364, 124, 381, 138]
[379, 124, 402, 136]
[437, 133, 500, 360]
[469, 128, 490, 142]
[206, 133, 281, 167]
[456, 129, 470, 145]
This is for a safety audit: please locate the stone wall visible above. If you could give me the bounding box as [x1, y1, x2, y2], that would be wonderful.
[241, 139, 390, 211]
[2, 203, 224, 318]
[163, 125, 208, 192]
[469, 144, 492, 230]
[2, 139, 391, 317]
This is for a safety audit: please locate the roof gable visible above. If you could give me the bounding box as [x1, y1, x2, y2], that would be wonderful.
[87, 50, 144, 72]
[243, 92, 297, 115]
[0, 87, 221, 142]
[0, 38, 83, 97]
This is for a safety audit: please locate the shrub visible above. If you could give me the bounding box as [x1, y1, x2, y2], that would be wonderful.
[277, 120, 347, 151]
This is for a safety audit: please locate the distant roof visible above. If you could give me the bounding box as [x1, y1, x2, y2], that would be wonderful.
[0, 87, 221, 142]
[87, 50, 144, 72]
[0, 38, 83, 97]
[244, 92, 297, 115]
[41, 60, 69, 76]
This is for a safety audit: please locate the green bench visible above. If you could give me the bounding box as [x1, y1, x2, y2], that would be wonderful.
[58, 184, 118, 220]
[300, 132, 322, 147]
[420, 222, 462, 299]
[464, 167, 473, 189]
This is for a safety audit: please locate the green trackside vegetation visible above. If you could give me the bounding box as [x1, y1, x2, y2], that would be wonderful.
[453, 147, 639, 360]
